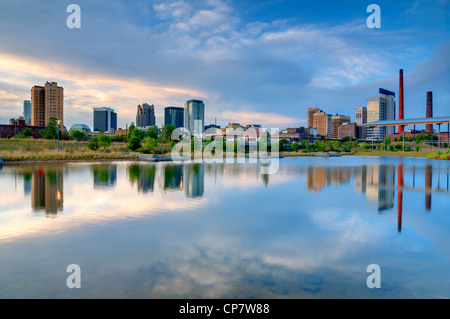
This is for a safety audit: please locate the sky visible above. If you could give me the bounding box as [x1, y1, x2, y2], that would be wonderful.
[0, 0, 449, 130]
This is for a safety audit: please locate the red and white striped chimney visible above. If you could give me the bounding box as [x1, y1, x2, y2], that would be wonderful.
[398, 69, 404, 133]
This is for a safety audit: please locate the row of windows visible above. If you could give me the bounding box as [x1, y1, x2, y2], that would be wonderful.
[0, 127, 41, 131]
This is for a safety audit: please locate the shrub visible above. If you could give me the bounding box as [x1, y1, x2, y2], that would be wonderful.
[88, 137, 99, 150]
[128, 136, 142, 151]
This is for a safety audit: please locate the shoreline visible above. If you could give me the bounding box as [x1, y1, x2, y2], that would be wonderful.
[2, 151, 444, 165]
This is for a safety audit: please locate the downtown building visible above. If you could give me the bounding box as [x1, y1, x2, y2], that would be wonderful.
[164, 106, 184, 128]
[184, 100, 205, 136]
[31, 81, 64, 128]
[136, 103, 155, 128]
[331, 114, 351, 139]
[23, 100, 31, 125]
[93, 107, 117, 132]
[313, 110, 332, 137]
[367, 88, 396, 141]
[355, 106, 367, 140]
[307, 107, 321, 129]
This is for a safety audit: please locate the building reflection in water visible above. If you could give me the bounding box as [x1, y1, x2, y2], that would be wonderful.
[163, 165, 183, 191]
[425, 164, 432, 212]
[184, 164, 204, 198]
[366, 165, 395, 212]
[92, 164, 117, 189]
[128, 164, 156, 193]
[397, 163, 403, 233]
[31, 165, 64, 215]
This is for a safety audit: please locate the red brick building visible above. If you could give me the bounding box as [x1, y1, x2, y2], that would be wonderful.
[0, 118, 45, 139]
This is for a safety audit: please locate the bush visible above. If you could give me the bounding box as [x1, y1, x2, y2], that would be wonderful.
[394, 144, 402, 150]
[98, 133, 112, 150]
[406, 146, 412, 152]
[128, 136, 142, 151]
[88, 137, 99, 150]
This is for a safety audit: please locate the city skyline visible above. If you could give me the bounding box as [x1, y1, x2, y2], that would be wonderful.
[0, 0, 449, 130]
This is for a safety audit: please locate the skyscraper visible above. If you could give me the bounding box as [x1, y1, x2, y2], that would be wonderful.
[313, 111, 331, 137]
[331, 114, 351, 139]
[93, 107, 117, 132]
[23, 100, 31, 125]
[185, 100, 205, 136]
[31, 81, 64, 127]
[355, 106, 367, 139]
[307, 107, 321, 129]
[367, 88, 396, 140]
[136, 103, 155, 128]
[165, 106, 184, 128]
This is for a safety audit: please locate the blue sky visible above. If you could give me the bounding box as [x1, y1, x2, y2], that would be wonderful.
[0, 0, 449, 130]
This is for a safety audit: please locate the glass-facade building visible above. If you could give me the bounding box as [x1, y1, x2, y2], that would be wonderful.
[367, 89, 396, 140]
[184, 100, 204, 136]
[164, 106, 184, 128]
[93, 107, 117, 132]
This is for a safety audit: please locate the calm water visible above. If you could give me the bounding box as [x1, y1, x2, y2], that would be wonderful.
[0, 156, 449, 298]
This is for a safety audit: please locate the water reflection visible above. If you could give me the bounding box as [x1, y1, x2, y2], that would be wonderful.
[1, 160, 448, 222]
[0, 158, 449, 298]
[92, 164, 117, 189]
[30, 165, 64, 215]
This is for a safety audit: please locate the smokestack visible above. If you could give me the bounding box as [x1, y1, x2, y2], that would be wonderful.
[426, 91, 433, 133]
[398, 69, 404, 133]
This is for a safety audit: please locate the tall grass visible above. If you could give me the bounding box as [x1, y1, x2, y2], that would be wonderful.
[0, 139, 137, 162]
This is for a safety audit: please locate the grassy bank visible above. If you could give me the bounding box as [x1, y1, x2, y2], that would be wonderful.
[0, 139, 138, 163]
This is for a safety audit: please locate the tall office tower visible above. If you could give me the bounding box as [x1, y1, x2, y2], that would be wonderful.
[307, 107, 321, 128]
[313, 111, 332, 137]
[185, 99, 205, 136]
[165, 106, 184, 128]
[93, 107, 117, 132]
[367, 88, 396, 140]
[426, 92, 433, 133]
[355, 106, 367, 139]
[23, 100, 31, 125]
[331, 114, 351, 139]
[31, 81, 64, 127]
[136, 103, 155, 128]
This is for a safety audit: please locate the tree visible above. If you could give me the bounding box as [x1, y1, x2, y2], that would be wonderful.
[41, 117, 58, 139]
[127, 136, 142, 151]
[279, 139, 289, 151]
[17, 127, 33, 138]
[71, 130, 87, 141]
[146, 125, 158, 139]
[127, 122, 136, 140]
[98, 133, 112, 150]
[343, 141, 352, 152]
[292, 142, 299, 152]
[161, 124, 176, 143]
[313, 140, 326, 152]
[131, 127, 145, 141]
[352, 139, 359, 148]
[332, 140, 341, 150]
[143, 136, 158, 153]
[88, 137, 99, 150]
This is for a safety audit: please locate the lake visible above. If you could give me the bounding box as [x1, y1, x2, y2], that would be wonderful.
[0, 156, 449, 298]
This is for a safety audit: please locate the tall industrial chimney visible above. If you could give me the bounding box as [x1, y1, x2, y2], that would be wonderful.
[398, 69, 404, 133]
[426, 91, 433, 133]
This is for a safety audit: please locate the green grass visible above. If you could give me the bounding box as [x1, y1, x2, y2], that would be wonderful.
[0, 139, 138, 162]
